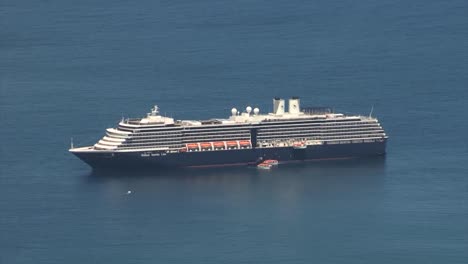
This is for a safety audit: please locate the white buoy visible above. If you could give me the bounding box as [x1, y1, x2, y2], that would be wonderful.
[127, 190, 132, 194]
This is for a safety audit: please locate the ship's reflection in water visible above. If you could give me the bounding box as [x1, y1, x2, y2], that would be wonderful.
[84, 157, 387, 217]
[81, 157, 388, 259]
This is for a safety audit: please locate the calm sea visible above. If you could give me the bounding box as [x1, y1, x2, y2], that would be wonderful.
[1, 0, 467, 263]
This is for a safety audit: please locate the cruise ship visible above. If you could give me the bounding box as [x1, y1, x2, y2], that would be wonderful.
[70, 97, 388, 169]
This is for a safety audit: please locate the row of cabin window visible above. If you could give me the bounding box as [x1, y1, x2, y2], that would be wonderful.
[257, 123, 381, 132]
[258, 133, 384, 140]
[112, 126, 380, 140]
[118, 144, 184, 150]
[125, 130, 249, 137]
[118, 121, 378, 136]
[326, 139, 380, 144]
[118, 119, 376, 133]
[257, 120, 376, 129]
[260, 118, 362, 124]
[123, 136, 250, 145]
[258, 127, 383, 135]
[257, 129, 384, 138]
[187, 146, 251, 152]
[120, 126, 251, 134]
[121, 137, 251, 147]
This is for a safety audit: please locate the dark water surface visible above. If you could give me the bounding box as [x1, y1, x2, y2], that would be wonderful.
[1, 0, 467, 263]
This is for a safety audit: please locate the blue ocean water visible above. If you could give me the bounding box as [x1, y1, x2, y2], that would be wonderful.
[1, 0, 467, 263]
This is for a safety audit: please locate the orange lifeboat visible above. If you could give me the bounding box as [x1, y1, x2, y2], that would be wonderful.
[200, 142, 212, 149]
[226, 141, 238, 147]
[239, 140, 251, 146]
[213, 142, 225, 148]
[186, 143, 199, 149]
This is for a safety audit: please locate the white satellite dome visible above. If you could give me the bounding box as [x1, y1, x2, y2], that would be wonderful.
[246, 106, 252, 114]
[231, 108, 237, 116]
[253, 108, 260, 115]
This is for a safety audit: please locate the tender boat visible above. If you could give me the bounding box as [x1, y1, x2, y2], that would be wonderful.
[257, 163, 272, 170]
[263, 159, 279, 166]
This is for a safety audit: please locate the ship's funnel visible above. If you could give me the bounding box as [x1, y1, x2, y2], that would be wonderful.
[288, 97, 300, 114]
[273, 97, 285, 115]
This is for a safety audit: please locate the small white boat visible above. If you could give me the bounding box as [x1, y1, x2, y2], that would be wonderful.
[257, 163, 272, 170]
[263, 159, 279, 166]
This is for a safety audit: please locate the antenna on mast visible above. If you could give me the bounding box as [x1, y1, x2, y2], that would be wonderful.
[369, 105, 374, 118]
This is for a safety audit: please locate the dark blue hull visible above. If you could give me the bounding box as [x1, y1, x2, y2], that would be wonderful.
[72, 140, 387, 169]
